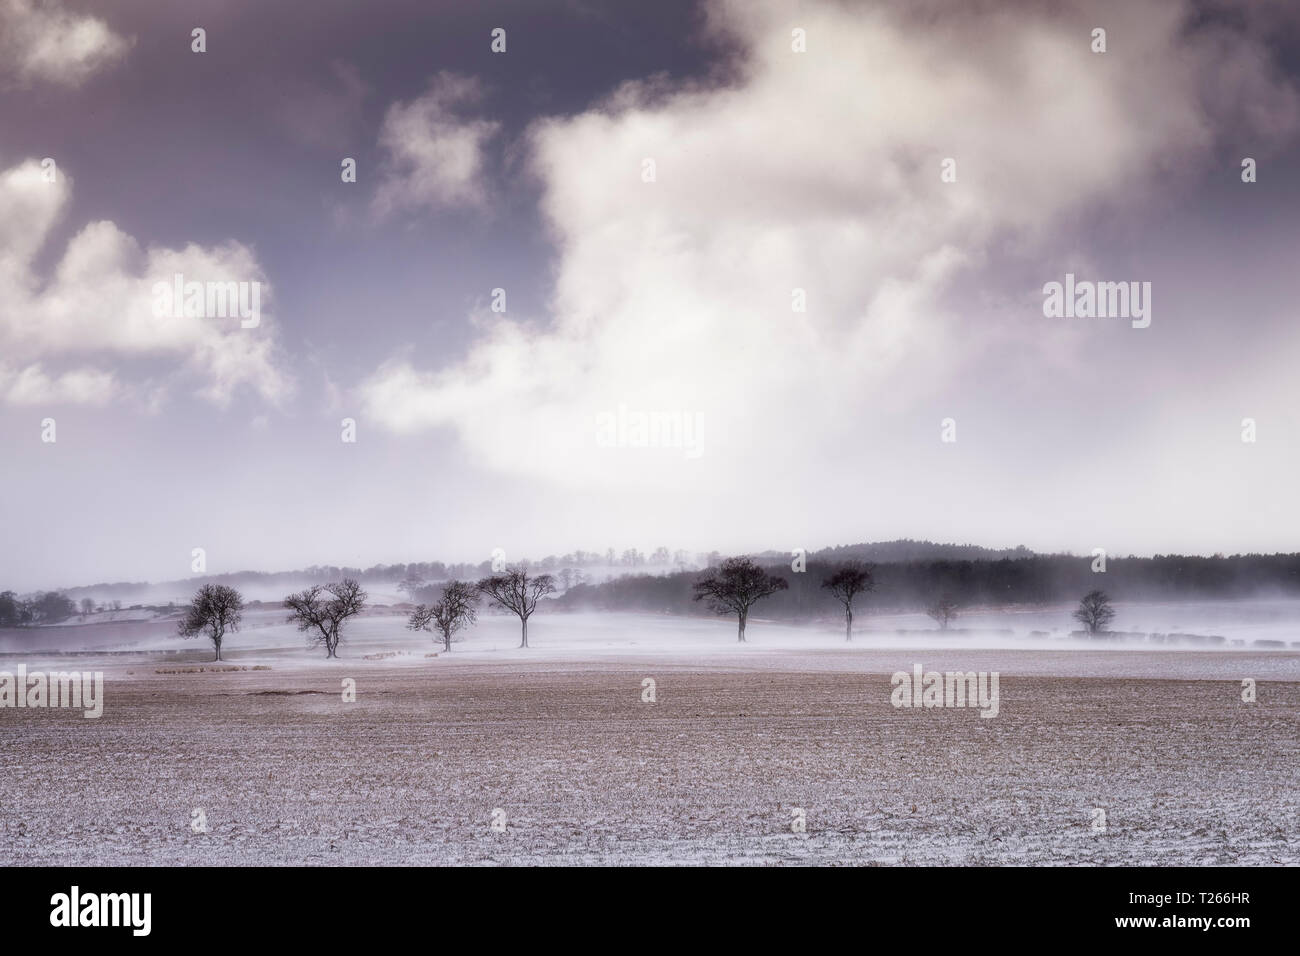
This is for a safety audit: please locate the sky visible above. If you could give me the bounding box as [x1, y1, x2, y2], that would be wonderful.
[2, 0, 1299, 591]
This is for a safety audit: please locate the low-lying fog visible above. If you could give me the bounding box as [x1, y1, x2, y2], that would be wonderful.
[5, 599, 1300, 663]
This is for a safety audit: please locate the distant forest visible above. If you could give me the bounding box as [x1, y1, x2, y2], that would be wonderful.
[50, 539, 1029, 604]
[554, 553, 1300, 621]
[8, 542, 1300, 627]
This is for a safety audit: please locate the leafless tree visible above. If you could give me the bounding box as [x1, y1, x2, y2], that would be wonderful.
[821, 561, 875, 641]
[692, 556, 788, 642]
[1074, 589, 1115, 634]
[558, 567, 587, 591]
[79, 598, 94, 618]
[397, 573, 427, 601]
[408, 580, 479, 652]
[476, 566, 556, 648]
[284, 578, 368, 658]
[926, 595, 959, 630]
[177, 584, 244, 661]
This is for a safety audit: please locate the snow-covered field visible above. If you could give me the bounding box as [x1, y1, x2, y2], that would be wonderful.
[1, 603, 1297, 865]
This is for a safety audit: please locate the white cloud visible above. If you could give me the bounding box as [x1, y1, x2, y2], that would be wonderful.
[372, 71, 501, 215]
[0, 0, 131, 87]
[360, 0, 1298, 495]
[0, 363, 116, 405]
[0, 159, 291, 407]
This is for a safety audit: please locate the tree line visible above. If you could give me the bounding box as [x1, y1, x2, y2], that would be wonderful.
[688, 558, 1116, 641]
[74, 548, 701, 607]
[0, 591, 77, 626]
[172, 558, 1124, 660]
[0, 592, 149, 627]
[555, 552, 1300, 618]
[175, 566, 561, 660]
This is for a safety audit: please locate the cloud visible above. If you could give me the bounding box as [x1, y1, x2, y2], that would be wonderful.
[0, 159, 291, 407]
[0, 363, 116, 405]
[359, 0, 1298, 494]
[371, 71, 502, 215]
[0, 0, 131, 88]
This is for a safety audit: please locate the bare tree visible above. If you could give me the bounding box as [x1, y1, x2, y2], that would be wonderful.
[692, 556, 788, 642]
[408, 580, 479, 652]
[821, 561, 875, 641]
[1073, 589, 1115, 634]
[177, 584, 244, 661]
[558, 567, 587, 591]
[926, 595, 959, 630]
[79, 598, 94, 618]
[476, 566, 556, 648]
[284, 578, 368, 658]
[397, 573, 427, 601]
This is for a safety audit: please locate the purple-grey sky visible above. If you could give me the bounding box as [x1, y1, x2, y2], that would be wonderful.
[2, 0, 1299, 591]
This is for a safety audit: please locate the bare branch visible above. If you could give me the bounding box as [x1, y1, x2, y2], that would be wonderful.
[692, 557, 788, 642]
[408, 579, 479, 652]
[1073, 589, 1115, 634]
[820, 561, 874, 641]
[284, 578, 368, 658]
[177, 584, 244, 662]
[476, 566, 556, 648]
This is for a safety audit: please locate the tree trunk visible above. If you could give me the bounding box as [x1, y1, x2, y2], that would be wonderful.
[845, 605, 853, 642]
[737, 610, 746, 642]
[520, 615, 528, 648]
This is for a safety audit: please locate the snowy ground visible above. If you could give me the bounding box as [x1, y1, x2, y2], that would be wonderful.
[1, 604, 1297, 865]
